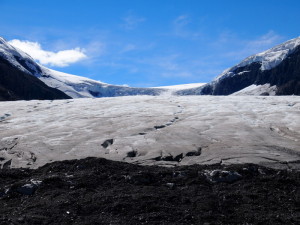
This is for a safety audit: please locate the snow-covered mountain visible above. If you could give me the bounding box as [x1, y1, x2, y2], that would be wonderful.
[176, 36, 300, 96]
[1, 35, 300, 100]
[0, 37, 164, 100]
[0, 57, 71, 101]
[0, 38, 71, 101]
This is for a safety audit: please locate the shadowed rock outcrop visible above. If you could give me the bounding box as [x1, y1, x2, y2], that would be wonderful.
[0, 57, 71, 101]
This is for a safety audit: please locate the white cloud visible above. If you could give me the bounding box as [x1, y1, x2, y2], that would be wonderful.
[137, 54, 196, 78]
[121, 14, 145, 30]
[120, 44, 136, 53]
[8, 39, 87, 67]
[172, 14, 201, 39]
[246, 31, 283, 52]
[174, 15, 190, 28]
[156, 54, 180, 71]
[161, 71, 193, 78]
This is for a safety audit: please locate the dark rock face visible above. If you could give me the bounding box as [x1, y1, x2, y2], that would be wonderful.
[14, 55, 43, 76]
[177, 46, 300, 96]
[0, 58, 71, 101]
[212, 63, 262, 95]
[101, 139, 114, 148]
[0, 157, 299, 224]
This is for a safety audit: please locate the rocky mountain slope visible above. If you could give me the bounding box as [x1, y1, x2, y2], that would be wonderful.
[0, 47, 70, 101]
[176, 37, 300, 96]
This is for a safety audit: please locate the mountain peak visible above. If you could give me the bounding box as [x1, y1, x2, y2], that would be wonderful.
[215, 36, 300, 82]
[241, 36, 300, 70]
[0, 37, 165, 99]
[176, 36, 300, 96]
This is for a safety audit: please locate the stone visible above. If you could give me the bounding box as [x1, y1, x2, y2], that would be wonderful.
[16, 180, 42, 195]
[205, 170, 242, 184]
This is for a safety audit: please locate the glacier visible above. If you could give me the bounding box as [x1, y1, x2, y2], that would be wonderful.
[0, 95, 299, 169]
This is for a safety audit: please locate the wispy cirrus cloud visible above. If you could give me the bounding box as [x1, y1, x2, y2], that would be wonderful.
[172, 14, 201, 40]
[120, 44, 136, 53]
[121, 13, 145, 30]
[216, 31, 285, 60]
[174, 15, 190, 28]
[136, 54, 212, 79]
[8, 39, 87, 67]
[245, 31, 284, 52]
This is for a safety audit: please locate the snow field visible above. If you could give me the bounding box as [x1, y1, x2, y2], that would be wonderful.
[0, 95, 299, 169]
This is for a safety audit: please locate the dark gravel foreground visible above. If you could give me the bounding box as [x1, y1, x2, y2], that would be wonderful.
[0, 158, 299, 225]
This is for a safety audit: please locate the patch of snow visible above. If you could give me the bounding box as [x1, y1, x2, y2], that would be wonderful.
[231, 84, 277, 96]
[237, 71, 250, 76]
[0, 37, 38, 75]
[153, 83, 206, 90]
[39, 66, 110, 98]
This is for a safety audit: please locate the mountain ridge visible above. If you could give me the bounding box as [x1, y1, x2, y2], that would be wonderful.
[176, 36, 300, 96]
[0, 37, 165, 100]
[1, 36, 300, 100]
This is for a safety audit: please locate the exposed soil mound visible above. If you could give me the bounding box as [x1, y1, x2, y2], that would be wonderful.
[0, 157, 299, 224]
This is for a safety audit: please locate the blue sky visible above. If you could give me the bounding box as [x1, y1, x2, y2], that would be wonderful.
[1, 0, 300, 87]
